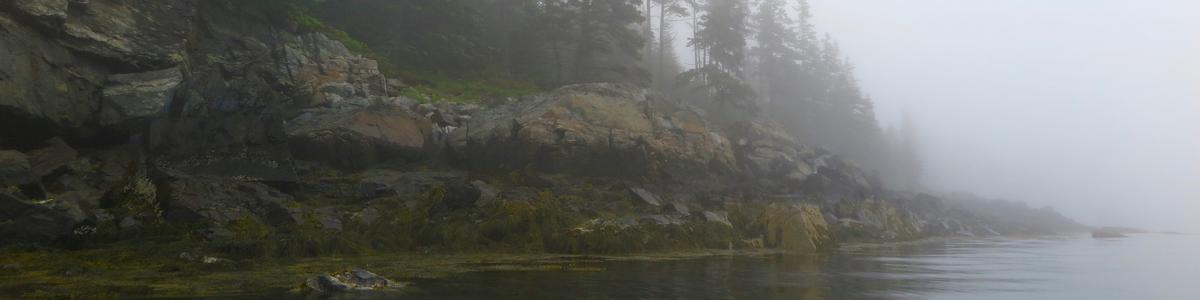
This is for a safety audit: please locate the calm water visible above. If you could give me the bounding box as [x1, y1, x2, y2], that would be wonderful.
[311, 234, 1200, 299]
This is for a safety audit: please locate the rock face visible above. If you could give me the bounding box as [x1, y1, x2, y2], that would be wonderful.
[162, 174, 299, 227]
[448, 83, 736, 182]
[287, 109, 431, 171]
[100, 68, 183, 125]
[763, 204, 832, 251]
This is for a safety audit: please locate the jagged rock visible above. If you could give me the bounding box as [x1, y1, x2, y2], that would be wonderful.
[629, 188, 662, 206]
[287, 109, 431, 171]
[99, 67, 182, 125]
[763, 204, 832, 251]
[0, 150, 33, 186]
[148, 116, 297, 182]
[162, 174, 299, 226]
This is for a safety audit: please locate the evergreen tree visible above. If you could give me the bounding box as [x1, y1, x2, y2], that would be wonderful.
[680, 0, 756, 111]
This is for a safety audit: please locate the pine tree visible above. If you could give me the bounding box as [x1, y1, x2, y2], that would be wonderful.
[680, 0, 755, 111]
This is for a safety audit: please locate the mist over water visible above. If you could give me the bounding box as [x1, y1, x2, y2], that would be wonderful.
[805, 0, 1200, 231]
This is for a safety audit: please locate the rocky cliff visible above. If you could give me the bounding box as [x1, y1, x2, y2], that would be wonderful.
[0, 0, 1047, 254]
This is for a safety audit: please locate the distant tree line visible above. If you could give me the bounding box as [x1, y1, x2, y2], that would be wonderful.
[276, 0, 921, 190]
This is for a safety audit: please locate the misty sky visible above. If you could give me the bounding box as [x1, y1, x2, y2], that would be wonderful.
[804, 0, 1200, 231]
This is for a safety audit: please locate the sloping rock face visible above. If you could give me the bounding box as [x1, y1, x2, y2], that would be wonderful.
[0, 0, 423, 245]
[448, 83, 737, 183]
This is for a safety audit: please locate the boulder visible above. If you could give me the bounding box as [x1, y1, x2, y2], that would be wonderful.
[471, 180, 499, 207]
[0, 193, 89, 245]
[287, 109, 431, 171]
[763, 204, 832, 251]
[99, 67, 182, 125]
[305, 268, 402, 294]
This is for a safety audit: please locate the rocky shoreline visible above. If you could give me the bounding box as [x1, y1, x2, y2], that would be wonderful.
[1, 0, 1083, 297]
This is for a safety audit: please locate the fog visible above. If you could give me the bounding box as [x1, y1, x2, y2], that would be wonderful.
[805, 0, 1200, 232]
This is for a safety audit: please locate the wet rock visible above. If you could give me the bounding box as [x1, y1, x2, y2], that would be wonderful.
[307, 274, 351, 294]
[763, 204, 832, 251]
[0, 150, 33, 186]
[99, 67, 182, 125]
[305, 269, 403, 294]
[630, 188, 662, 207]
[287, 109, 431, 171]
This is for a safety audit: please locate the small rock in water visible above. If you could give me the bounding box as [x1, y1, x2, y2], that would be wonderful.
[306, 274, 351, 294]
[304, 268, 405, 294]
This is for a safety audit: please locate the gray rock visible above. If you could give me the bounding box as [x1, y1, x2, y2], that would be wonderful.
[148, 116, 297, 183]
[665, 201, 690, 215]
[630, 188, 662, 207]
[12, 0, 69, 21]
[471, 180, 499, 207]
[0, 150, 33, 186]
[162, 174, 299, 226]
[201, 256, 229, 264]
[306, 269, 402, 294]
[99, 67, 182, 125]
[307, 274, 351, 294]
[703, 211, 732, 227]
[286, 109, 431, 171]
